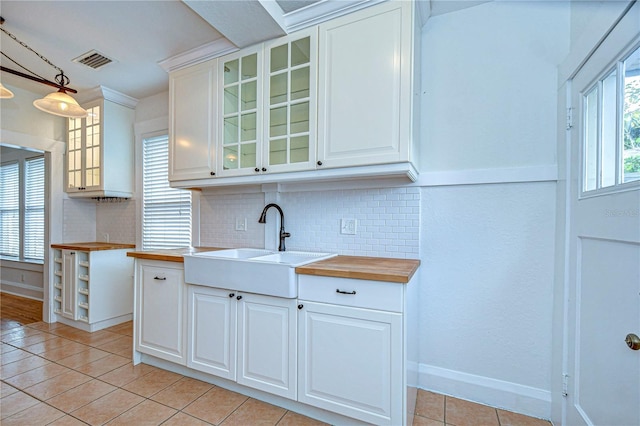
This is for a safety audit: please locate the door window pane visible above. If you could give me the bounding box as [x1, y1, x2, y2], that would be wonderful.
[242, 54, 257, 79]
[291, 37, 310, 67]
[623, 46, 640, 183]
[224, 85, 238, 114]
[584, 87, 598, 191]
[271, 44, 288, 72]
[224, 59, 239, 85]
[601, 70, 617, 187]
[240, 143, 257, 168]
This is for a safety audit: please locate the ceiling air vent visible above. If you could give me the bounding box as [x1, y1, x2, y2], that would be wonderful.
[72, 50, 115, 70]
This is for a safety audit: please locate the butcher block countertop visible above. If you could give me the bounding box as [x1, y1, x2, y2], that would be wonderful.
[126, 247, 224, 263]
[127, 248, 419, 283]
[51, 242, 136, 251]
[295, 256, 419, 283]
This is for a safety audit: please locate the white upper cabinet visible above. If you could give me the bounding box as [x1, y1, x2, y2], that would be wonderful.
[169, 59, 218, 181]
[262, 28, 317, 174]
[168, 1, 418, 188]
[66, 93, 136, 197]
[217, 28, 317, 177]
[218, 45, 263, 177]
[317, 1, 415, 169]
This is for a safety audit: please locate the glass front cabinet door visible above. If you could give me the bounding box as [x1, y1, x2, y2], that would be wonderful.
[67, 101, 102, 193]
[218, 28, 317, 177]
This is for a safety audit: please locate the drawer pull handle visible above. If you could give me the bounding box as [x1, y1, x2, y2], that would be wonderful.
[336, 289, 356, 295]
[153, 276, 167, 281]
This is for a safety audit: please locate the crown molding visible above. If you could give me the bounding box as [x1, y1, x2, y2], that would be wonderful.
[159, 38, 239, 73]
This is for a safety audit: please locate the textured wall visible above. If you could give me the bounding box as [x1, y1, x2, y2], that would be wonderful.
[96, 200, 137, 244]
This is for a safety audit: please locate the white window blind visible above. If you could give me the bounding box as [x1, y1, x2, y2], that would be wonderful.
[24, 157, 45, 260]
[142, 135, 191, 250]
[0, 161, 20, 257]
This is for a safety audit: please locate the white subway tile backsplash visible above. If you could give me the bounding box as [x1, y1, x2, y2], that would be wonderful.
[96, 200, 136, 244]
[63, 199, 96, 242]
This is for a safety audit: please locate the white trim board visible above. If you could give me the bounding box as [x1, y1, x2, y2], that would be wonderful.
[417, 165, 558, 187]
[419, 364, 551, 421]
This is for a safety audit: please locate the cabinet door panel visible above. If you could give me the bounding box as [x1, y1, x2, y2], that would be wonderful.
[318, 2, 411, 168]
[187, 286, 236, 380]
[237, 294, 296, 400]
[170, 60, 217, 180]
[61, 251, 77, 320]
[298, 301, 402, 424]
[136, 263, 185, 364]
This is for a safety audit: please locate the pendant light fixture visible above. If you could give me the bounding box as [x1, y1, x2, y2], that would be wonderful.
[0, 16, 87, 118]
[0, 82, 14, 98]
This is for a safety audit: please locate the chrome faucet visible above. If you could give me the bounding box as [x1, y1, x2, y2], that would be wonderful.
[258, 203, 290, 252]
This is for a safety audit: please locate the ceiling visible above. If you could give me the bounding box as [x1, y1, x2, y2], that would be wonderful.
[0, 0, 488, 102]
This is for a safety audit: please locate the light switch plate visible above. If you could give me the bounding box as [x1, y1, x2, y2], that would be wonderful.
[340, 218, 357, 235]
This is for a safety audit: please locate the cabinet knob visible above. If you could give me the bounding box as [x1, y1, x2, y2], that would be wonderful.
[236, 295, 243, 300]
[229, 293, 235, 298]
[255, 168, 260, 172]
[210, 171, 215, 176]
[261, 167, 267, 172]
[298, 304, 304, 310]
[317, 161, 323, 166]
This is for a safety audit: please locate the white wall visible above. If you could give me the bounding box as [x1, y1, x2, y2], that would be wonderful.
[417, 1, 569, 419]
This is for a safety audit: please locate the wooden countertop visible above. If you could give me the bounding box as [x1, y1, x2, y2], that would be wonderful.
[127, 249, 419, 283]
[295, 255, 420, 283]
[126, 247, 225, 263]
[51, 242, 136, 251]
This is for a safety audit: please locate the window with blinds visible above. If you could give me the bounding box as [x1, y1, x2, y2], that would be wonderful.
[0, 155, 45, 261]
[0, 161, 20, 257]
[25, 157, 45, 260]
[142, 135, 191, 250]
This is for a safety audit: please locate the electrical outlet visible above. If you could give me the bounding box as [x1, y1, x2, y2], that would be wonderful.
[235, 217, 247, 231]
[340, 218, 357, 235]
[102, 233, 109, 243]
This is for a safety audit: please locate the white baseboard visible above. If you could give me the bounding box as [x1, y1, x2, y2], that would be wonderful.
[54, 313, 132, 332]
[418, 364, 551, 420]
[1, 282, 44, 300]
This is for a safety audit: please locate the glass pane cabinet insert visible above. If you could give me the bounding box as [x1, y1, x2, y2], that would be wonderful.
[222, 53, 259, 172]
[267, 36, 312, 167]
[66, 104, 101, 190]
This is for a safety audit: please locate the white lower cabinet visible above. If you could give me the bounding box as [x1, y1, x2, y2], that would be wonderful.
[187, 286, 297, 400]
[135, 260, 186, 365]
[298, 275, 406, 425]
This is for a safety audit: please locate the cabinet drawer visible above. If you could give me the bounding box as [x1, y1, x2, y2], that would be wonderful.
[298, 275, 403, 312]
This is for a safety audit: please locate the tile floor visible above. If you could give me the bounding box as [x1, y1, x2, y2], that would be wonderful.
[1, 320, 552, 425]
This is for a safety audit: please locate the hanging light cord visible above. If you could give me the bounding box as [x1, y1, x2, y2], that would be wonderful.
[0, 20, 69, 87]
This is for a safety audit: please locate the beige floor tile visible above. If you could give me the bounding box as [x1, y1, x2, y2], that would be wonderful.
[0, 355, 50, 380]
[183, 386, 248, 424]
[48, 327, 90, 341]
[46, 379, 117, 412]
[445, 397, 499, 426]
[413, 415, 445, 426]
[221, 398, 287, 426]
[25, 322, 66, 333]
[71, 388, 145, 425]
[121, 367, 183, 398]
[276, 411, 329, 426]
[162, 412, 213, 426]
[2, 342, 18, 353]
[497, 409, 552, 426]
[104, 321, 133, 337]
[95, 335, 132, 357]
[47, 414, 89, 426]
[5, 332, 55, 348]
[56, 347, 111, 368]
[0, 390, 41, 419]
[23, 370, 91, 400]
[21, 336, 75, 355]
[1, 347, 32, 365]
[105, 399, 177, 425]
[150, 376, 213, 409]
[1, 401, 65, 425]
[4, 362, 70, 389]
[1, 327, 44, 342]
[98, 362, 156, 387]
[67, 329, 121, 347]
[1, 381, 19, 397]
[75, 353, 130, 377]
[416, 389, 445, 421]
[38, 341, 89, 361]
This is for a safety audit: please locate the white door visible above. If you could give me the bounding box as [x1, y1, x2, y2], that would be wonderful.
[564, 4, 640, 425]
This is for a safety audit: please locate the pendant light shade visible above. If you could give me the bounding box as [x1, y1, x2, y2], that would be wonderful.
[0, 82, 14, 99]
[33, 90, 88, 118]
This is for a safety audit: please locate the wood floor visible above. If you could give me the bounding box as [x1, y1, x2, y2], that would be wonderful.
[0, 292, 43, 331]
